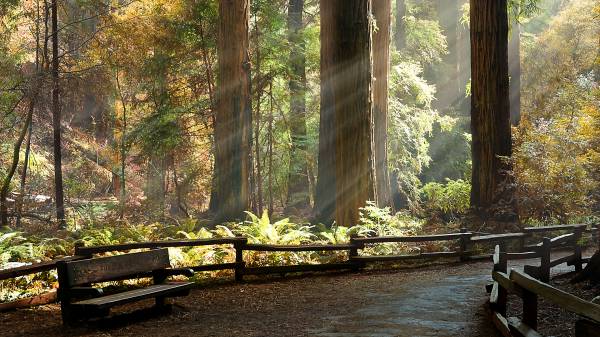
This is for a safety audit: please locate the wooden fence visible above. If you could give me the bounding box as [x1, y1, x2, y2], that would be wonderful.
[488, 244, 600, 337]
[0, 224, 598, 310]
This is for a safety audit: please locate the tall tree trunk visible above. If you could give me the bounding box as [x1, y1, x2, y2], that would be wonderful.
[51, 0, 66, 228]
[253, 11, 264, 215]
[333, 0, 376, 227]
[372, 0, 391, 208]
[315, 0, 336, 225]
[509, 22, 521, 126]
[0, 106, 33, 227]
[395, 0, 406, 51]
[286, 0, 310, 211]
[469, 0, 513, 216]
[17, 0, 42, 227]
[214, 0, 252, 222]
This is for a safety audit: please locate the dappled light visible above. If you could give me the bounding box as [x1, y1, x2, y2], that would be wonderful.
[0, 0, 599, 336]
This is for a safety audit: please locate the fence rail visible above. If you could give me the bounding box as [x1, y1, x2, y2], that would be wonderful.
[1, 223, 598, 311]
[488, 241, 600, 337]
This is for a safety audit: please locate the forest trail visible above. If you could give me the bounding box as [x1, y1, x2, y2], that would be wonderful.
[0, 253, 580, 337]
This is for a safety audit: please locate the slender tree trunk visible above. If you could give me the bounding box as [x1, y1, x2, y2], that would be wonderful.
[315, 0, 336, 225]
[253, 12, 264, 215]
[51, 0, 66, 228]
[115, 70, 127, 219]
[394, 0, 406, 51]
[286, 0, 310, 211]
[509, 22, 521, 126]
[435, 0, 462, 108]
[17, 0, 42, 227]
[469, 0, 513, 216]
[214, 0, 252, 222]
[268, 82, 274, 216]
[372, 0, 392, 208]
[0, 106, 34, 227]
[333, 0, 376, 227]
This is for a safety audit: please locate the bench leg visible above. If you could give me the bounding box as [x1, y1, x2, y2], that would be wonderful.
[155, 297, 172, 313]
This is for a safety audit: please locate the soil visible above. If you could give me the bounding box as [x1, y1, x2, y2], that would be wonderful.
[0, 251, 596, 337]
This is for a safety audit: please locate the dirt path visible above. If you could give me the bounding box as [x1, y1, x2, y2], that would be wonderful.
[0, 254, 581, 337]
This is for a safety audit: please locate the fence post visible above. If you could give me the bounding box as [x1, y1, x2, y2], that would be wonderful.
[234, 238, 246, 282]
[573, 227, 583, 272]
[596, 224, 600, 251]
[349, 236, 364, 271]
[459, 228, 471, 262]
[540, 237, 551, 283]
[519, 229, 528, 252]
[493, 245, 508, 316]
[522, 287, 538, 330]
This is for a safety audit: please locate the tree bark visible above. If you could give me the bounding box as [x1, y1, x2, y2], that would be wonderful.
[333, 0, 376, 227]
[286, 0, 310, 211]
[214, 0, 252, 222]
[372, 0, 392, 208]
[469, 0, 513, 216]
[315, 0, 336, 225]
[51, 0, 66, 229]
[394, 0, 406, 51]
[509, 22, 521, 126]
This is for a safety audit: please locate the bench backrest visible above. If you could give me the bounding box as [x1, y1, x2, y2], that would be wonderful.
[58, 249, 171, 287]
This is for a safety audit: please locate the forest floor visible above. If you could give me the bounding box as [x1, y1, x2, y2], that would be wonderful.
[0, 251, 595, 337]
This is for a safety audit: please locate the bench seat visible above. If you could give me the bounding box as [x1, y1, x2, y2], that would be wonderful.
[71, 282, 194, 310]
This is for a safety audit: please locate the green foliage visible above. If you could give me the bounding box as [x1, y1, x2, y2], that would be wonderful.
[233, 211, 314, 245]
[516, 0, 600, 223]
[421, 179, 471, 219]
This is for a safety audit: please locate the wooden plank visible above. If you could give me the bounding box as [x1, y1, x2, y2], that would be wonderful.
[490, 282, 499, 305]
[353, 233, 468, 244]
[491, 312, 512, 337]
[507, 317, 543, 337]
[550, 233, 575, 247]
[493, 271, 523, 297]
[191, 262, 240, 272]
[243, 243, 354, 252]
[549, 254, 575, 268]
[351, 251, 462, 263]
[575, 319, 600, 337]
[507, 252, 539, 260]
[470, 233, 527, 243]
[63, 249, 171, 286]
[75, 237, 248, 255]
[524, 224, 587, 233]
[72, 282, 194, 309]
[510, 269, 600, 322]
[243, 263, 355, 276]
[0, 256, 84, 281]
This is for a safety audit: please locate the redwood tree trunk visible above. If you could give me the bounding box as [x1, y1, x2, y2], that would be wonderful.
[286, 0, 310, 211]
[315, 0, 336, 225]
[372, 0, 392, 208]
[469, 0, 513, 215]
[214, 0, 252, 222]
[333, 0, 376, 227]
[51, 0, 66, 228]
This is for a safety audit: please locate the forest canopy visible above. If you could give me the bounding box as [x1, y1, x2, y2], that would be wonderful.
[0, 0, 598, 241]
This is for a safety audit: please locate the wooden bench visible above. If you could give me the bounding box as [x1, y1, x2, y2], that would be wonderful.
[56, 249, 195, 325]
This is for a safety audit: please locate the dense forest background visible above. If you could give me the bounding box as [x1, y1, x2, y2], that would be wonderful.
[0, 0, 598, 231]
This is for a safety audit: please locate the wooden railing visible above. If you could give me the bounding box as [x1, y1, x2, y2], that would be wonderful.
[0, 224, 598, 309]
[489, 244, 600, 337]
